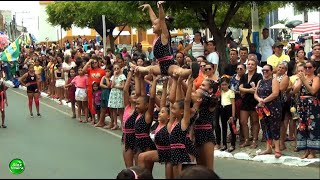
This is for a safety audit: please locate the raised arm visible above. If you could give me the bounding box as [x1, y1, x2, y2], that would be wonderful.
[181, 75, 193, 131]
[183, 44, 192, 55]
[292, 78, 302, 94]
[158, 1, 170, 44]
[300, 75, 319, 95]
[140, 73, 147, 96]
[123, 70, 134, 107]
[135, 71, 141, 97]
[139, 4, 158, 24]
[160, 78, 168, 108]
[82, 59, 93, 73]
[145, 74, 160, 124]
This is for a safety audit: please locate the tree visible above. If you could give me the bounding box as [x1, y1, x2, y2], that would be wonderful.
[290, 1, 320, 22]
[290, 1, 320, 11]
[147, 1, 287, 74]
[46, 1, 149, 52]
[228, 2, 285, 45]
[150, 1, 247, 74]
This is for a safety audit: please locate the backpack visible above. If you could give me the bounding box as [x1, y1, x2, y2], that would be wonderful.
[12, 78, 20, 88]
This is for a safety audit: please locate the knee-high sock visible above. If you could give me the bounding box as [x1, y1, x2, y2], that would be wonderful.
[34, 96, 40, 111]
[28, 97, 33, 112]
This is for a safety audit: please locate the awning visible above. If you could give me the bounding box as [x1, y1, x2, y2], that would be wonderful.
[270, 23, 287, 29]
[112, 30, 130, 36]
[291, 22, 320, 34]
[285, 20, 303, 28]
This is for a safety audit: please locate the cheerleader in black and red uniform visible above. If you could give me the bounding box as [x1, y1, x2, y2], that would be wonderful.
[168, 75, 194, 178]
[134, 70, 157, 172]
[138, 77, 173, 179]
[191, 79, 219, 171]
[130, 2, 199, 79]
[19, 64, 41, 117]
[121, 69, 139, 168]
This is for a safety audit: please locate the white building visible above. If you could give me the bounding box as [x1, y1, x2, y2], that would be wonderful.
[278, 4, 320, 24]
[38, 1, 61, 43]
[278, 4, 320, 43]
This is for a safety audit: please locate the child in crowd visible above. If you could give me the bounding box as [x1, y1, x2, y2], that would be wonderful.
[55, 64, 65, 104]
[96, 66, 112, 127]
[108, 64, 126, 130]
[0, 81, 8, 128]
[65, 68, 77, 118]
[92, 82, 102, 125]
[70, 66, 88, 122]
[219, 77, 236, 152]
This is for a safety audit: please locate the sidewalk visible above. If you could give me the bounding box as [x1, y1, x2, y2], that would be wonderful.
[4, 80, 320, 168]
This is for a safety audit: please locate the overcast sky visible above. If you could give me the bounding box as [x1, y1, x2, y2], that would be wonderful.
[1, 1, 40, 37]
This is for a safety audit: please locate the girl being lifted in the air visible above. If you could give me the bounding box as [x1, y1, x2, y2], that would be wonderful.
[130, 1, 200, 79]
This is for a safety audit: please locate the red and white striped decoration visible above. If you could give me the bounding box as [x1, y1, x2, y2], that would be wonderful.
[291, 22, 320, 34]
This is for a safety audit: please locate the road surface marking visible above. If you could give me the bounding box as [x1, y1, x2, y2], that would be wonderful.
[10, 89, 122, 139]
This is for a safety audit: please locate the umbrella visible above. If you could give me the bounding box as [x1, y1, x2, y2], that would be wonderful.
[270, 23, 287, 29]
[291, 22, 320, 34]
[286, 20, 303, 28]
[0, 34, 9, 49]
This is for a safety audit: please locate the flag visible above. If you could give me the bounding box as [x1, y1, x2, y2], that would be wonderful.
[21, 33, 32, 45]
[30, 33, 37, 43]
[0, 38, 22, 62]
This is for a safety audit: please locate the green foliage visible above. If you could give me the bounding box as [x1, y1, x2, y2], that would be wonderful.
[229, 2, 285, 29]
[46, 1, 150, 33]
[290, 1, 320, 11]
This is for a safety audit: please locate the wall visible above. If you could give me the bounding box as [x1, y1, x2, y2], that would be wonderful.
[38, 2, 59, 42]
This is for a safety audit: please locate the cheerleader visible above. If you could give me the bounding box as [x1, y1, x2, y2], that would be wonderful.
[19, 64, 41, 117]
[121, 69, 139, 168]
[134, 70, 157, 171]
[191, 78, 218, 170]
[138, 76, 173, 179]
[169, 75, 193, 178]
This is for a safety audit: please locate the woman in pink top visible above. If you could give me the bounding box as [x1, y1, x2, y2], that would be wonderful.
[121, 47, 129, 59]
[71, 66, 88, 123]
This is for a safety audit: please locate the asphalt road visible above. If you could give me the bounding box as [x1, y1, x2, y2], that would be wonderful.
[0, 88, 319, 179]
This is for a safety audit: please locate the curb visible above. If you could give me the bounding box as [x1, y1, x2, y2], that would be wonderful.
[4, 80, 320, 167]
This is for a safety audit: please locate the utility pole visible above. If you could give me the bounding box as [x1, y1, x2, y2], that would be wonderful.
[102, 15, 107, 56]
[251, 1, 260, 51]
[13, 14, 17, 40]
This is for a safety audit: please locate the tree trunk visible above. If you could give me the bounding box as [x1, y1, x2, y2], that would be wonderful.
[109, 32, 115, 52]
[303, 10, 308, 23]
[246, 27, 252, 45]
[93, 16, 116, 39]
[209, 28, 228, 75]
